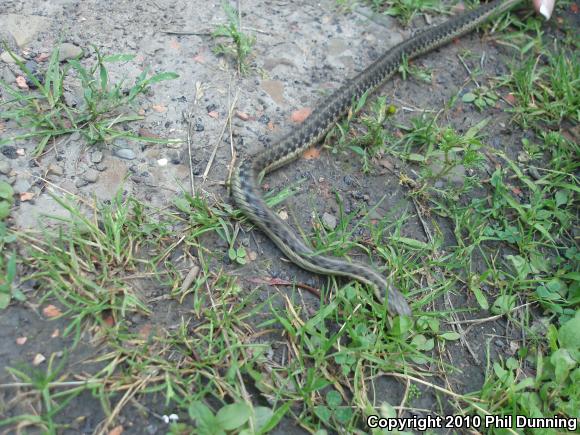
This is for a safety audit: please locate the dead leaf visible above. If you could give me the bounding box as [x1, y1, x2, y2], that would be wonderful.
[51, 329, 60, 338]
[151, 104, 167, 113]
[278, 210, 288, 220]
[170, 40, 181, 50]
[108, 426, 124, 435]
[15, 76, 28, 90]
[16, 148, 25, 156]
[32, 353, 46, 366]
[16, 337, 27, 345]
[291, 107, 312, 123]
[572, 3, 579, 13]
[43, 304, 62, 318]
[208, 111, 219, 119]
[193, 53, 205, 63]
[138, 108, 146, 116]
[19, 192, 34, 202]
[302, 146, 321, 160]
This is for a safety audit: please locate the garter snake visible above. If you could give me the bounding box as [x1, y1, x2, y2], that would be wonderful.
[231, 0, 523, 317]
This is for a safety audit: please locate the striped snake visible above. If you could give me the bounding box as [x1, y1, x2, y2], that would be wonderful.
[231, 0, 523, 317]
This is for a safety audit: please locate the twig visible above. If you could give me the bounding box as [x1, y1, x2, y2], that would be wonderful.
[202, 82, 239, 182]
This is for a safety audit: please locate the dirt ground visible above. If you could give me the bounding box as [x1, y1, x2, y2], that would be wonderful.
[0, 0, 577, 434]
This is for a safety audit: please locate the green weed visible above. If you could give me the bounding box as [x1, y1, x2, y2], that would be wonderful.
[212, 2, 256, 74]
[0, 44, 179, 155]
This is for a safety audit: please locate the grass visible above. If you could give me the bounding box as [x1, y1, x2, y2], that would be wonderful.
[1, 1, 579, 434]
[212, 2, 256, 75]
[0, 44, 179, 155]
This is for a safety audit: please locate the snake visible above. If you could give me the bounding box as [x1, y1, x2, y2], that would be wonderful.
[231, 0, 523, 317]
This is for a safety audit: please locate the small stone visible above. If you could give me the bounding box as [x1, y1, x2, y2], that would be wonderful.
[58, 43, 83, 61]
[32, 353, 46, 366]
[528, 166, 541, 180]
[0, 160, 11, 175]
[82, 168, 99, 183]
[169, 150, 181, 164]
[47, 163, 63, 177]
[114, 148, 136, 160]
[194, 118, 205, 131]
[12, 177, 32, 194]
[235, 110, 250, 121]
[91, 150, 103, 163]
[95, 163, 107, 171]
[15, 76, 29, 89]
[321, 212, 337, 230]
[0, 51, 24, 64]
[63, 90, 80, 107]
[2, 146, 18, 160]
[75, 178, 89, 188]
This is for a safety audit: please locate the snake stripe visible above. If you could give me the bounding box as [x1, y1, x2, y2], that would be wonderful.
[232, 0, 523, 317]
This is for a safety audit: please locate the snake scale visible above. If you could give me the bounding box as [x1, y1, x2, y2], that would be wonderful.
[231, 0, 523, 317]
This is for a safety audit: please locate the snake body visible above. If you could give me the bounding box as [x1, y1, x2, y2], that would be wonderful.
[231, 0, 522, 317]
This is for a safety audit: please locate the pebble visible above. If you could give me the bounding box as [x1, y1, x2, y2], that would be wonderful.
[58, 43, 83, 61]
[0, 160, 11, 175]
[235, 111, 250, 121]
[0, 51, 24, 64]
[168, 150, 181, 164]
[47, 163, 64, 177]
[114, 148, 136, 160]
[322, 212, 337, 230]
[528, 166, 541, 180]
[75, 178, 89, 188]
[91, 150, 103, 164]
[194, 118, 205, 132]
[1, 146, 18, 159]
[82, 168, 99, 183]
[12, 177, 32, 194]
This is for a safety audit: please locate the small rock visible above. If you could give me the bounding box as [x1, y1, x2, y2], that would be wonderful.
[91, 150, 103, 164]
[75, 178, 89, 188]
[63, 90, 80, 108]
[169, 150, 181, 164]
[82, 168, 99, 183]
[258, 115, 270, 124]
[194, 118, 204, 131]
[0, 160, 11, 175]
[235, 110, 250, 121]
[528, 166, 541, 180]
[321, 212, 337, 230]
[58, 43, 83, 61]
[0, 51, 24, 64]
[95, 163, 107, 171]
[47, 163, 64, 177]
[114, 148, 136, 160]
[12, 177, 32, 194]
[15, 76, 28, 89]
